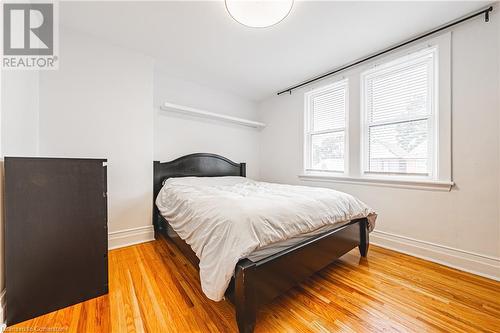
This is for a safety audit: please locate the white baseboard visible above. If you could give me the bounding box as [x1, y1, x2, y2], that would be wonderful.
[0, 228, 496, 326]
[370, 230, 500, 281]
[0, 229, 154, 326]
[0, 289, 5, 326]
[108, 225, 155, 250]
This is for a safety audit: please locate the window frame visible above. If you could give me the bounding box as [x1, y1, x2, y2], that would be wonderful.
[299, 33, 452, 191]
[303, 79, 349, 175]
[360, 46, 439, 180]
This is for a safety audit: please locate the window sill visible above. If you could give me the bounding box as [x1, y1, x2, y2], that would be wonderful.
[298, 173, 454, 191]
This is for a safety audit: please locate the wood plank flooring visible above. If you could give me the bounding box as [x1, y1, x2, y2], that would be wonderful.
[8, 237, 500, 332]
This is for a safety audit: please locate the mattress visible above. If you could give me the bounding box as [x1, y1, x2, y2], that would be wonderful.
[156, 176, 376, 301]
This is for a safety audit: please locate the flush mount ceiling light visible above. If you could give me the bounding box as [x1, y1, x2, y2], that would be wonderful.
[225, 0, 293, 28]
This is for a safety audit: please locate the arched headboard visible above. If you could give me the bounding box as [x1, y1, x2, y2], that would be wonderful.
[152, 153, 246, 231]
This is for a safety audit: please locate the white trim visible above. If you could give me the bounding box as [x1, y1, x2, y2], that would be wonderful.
[298, 173, 454, 191]
[303, 79, 349, 174]
[108, 225, 155, 250]
[360, 46, 438, 179]
[371, 230, 500, 281]
[0, 230, 152, 325]
[300, 34, 452, 184]
[0, 289, 5, 326]
[160, 102, 266, 129]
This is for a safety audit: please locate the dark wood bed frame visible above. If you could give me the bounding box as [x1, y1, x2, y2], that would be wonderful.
[153, 153, 369, 333]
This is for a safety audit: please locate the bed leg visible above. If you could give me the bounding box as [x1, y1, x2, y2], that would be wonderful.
[234, 259, 257, 333]
[359, 218, 369, 257]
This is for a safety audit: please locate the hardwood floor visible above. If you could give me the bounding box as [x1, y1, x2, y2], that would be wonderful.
[9, 237, 500, 332]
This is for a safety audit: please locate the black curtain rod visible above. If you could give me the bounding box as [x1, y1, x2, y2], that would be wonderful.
[277, 5, 494, 96]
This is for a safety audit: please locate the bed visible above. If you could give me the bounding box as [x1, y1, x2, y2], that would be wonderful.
[153, 153, 375, 333]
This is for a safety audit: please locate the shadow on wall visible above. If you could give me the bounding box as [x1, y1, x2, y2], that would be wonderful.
[107, 191, 155, 250]
[109, 193, 153, 232]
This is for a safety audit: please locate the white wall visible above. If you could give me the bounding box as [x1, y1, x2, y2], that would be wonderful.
[1, 70, 40, 301]
[2, 4, 496, 284]
[0, 24, 261, 253]
[38, 27, 155, 243]
[1, 71, 39, 156]
[498, 12, 500, 259]
[257, 13, 500, 279]
[154, 71, 260, 179]
[2, 26, 261, 250]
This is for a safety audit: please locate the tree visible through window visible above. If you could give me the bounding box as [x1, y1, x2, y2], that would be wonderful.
[362, 47, 437, 176]
[305, 80, 348, 173]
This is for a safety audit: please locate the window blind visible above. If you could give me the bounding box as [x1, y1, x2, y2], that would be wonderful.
[305, 80, 347, 172]
[363, 48, 436, 176]
[312, 90, 346, 131]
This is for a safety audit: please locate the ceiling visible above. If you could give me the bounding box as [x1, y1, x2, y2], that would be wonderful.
[60, 1, 492, 101]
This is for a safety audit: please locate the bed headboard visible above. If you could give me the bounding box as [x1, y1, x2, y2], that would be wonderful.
[152, 153, 246, 231]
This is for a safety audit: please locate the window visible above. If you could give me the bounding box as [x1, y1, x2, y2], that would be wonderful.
[301, 35, 451, 190]
[361, 47, 437, 178]
[304, 80, 348, 173]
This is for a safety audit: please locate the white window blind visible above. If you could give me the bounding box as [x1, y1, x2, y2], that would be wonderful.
[362, 47, 437, 177]
[305, 80, 348, 173]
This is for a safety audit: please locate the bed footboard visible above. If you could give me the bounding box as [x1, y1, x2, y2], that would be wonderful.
[233, 217, 369, 333]
[359, 218, 369, 257]
[158, 215, 369, 333]
[234, 259, 257, 333]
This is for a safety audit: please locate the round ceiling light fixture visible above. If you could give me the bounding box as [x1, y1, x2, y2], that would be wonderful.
[225, 0, 293, 28]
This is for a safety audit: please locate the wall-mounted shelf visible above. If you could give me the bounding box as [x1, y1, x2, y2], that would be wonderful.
[160, 102, 266, 129]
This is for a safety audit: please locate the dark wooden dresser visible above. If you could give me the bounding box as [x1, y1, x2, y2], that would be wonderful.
[4, 157, 109, 325]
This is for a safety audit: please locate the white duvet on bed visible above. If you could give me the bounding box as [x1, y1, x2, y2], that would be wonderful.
[156, 176, 376, 301]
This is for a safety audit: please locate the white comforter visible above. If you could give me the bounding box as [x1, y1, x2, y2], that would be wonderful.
[156, 176, 376, 301]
